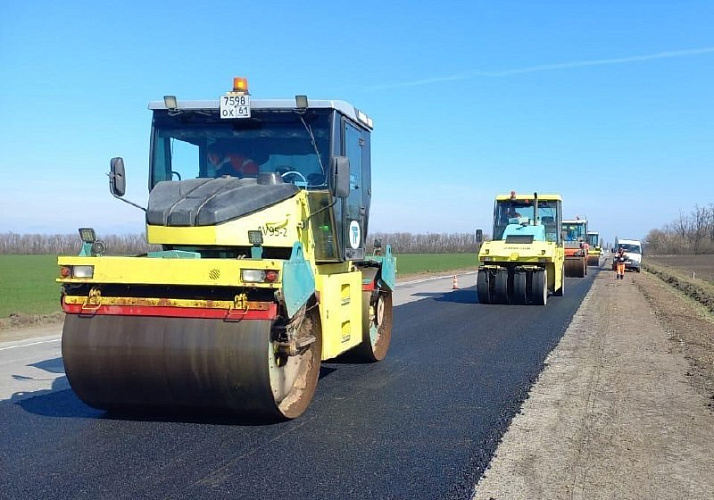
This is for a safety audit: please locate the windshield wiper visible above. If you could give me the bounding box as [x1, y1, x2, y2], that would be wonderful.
[298, 114, 325, 177]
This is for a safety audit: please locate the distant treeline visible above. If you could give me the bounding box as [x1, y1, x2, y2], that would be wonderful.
[0, 233, 158, 255]
[645, 204, 714, 254]
[0, 232, 483, 255]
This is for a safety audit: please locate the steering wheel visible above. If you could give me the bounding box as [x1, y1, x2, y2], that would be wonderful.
[280, 170, 308, 185]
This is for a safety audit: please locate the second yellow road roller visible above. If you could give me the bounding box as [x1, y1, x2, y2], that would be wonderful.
[477, 191, 565, 305]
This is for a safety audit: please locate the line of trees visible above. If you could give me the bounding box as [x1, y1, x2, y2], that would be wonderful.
[0, 233, 157, 255]
[0, 232, 483, 255]
[4, 204, 714, 256]
[367, 232, 482, 254]
[645, 204, 714, 254]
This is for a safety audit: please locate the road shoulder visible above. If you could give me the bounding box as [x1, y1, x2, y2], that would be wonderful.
[473, 268, 714, 499]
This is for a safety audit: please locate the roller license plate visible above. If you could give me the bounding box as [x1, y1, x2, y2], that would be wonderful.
[220, 93, 251, 119]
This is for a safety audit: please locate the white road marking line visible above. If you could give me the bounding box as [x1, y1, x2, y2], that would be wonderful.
[0, 338, 61, 351]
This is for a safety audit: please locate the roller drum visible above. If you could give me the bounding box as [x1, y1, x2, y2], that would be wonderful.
[564, 258, 586, 278]
[62, 313, 321, 419]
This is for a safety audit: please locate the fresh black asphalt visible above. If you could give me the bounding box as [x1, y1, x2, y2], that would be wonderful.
[0, 271, 596, 500]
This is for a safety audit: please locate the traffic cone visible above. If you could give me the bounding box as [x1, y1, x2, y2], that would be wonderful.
[452, 275, 459, 289]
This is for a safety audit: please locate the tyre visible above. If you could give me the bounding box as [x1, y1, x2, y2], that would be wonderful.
[512, 271, 528, 305]
[494, 269, 510, 304]
[533, 269, 548, 305]
[477, 269, 492, 304]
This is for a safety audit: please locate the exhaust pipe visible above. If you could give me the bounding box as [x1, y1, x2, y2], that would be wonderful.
[533, 192, 538, 226]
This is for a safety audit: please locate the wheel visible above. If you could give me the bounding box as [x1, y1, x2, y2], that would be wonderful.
[62, 307, 322, 420]
[494, 269, 510, 304]
[355, 290, 393, 361]
[533, 269, 548, 305]
[512, 271, 528, 305]
[477, 269, 492, 304]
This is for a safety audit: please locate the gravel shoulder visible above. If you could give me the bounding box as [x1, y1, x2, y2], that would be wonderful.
[473, 264, 714, 499]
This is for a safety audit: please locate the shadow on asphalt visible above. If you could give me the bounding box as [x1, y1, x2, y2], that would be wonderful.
[413, 288, 478, 304]
[11, 361, 340, 427]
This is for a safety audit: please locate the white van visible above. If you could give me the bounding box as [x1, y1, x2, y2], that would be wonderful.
[614, 238, 642, 272]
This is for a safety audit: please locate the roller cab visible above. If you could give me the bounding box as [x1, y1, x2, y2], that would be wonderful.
[477, 192, 565, 305]
[57, 79, 396, 420]
[562, 218, 589, 277]
[586, 231, 601, 266]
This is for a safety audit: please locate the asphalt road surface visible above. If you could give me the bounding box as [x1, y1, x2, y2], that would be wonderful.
[0, 271, 595, 500]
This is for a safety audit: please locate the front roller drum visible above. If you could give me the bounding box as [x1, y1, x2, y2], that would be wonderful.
[564, 258, 586, 278]
[62, 310, 322, 420]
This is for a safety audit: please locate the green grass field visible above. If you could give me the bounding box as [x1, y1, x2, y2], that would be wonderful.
[0, 253, 479, 318]
[393, 253, 479, 276]
[0, 255, 62, 317]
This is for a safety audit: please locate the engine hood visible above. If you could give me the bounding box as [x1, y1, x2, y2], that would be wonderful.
[147, 177, 299, 227]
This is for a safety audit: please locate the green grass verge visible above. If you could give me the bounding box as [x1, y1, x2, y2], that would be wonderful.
[0, 253, 479, 318]
[394, 253, 479, 276]
[0, 255, 62, 317]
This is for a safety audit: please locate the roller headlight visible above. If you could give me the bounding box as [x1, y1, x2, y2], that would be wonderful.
[241, 269, 279, 283]
[241, 269, 265, 283]
[72, 265, 94, 278]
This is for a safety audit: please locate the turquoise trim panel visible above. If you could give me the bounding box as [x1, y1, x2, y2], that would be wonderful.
[79, 242, 93, 257]
[502, 223, 546, 241]
[147, 250, 201, 259]
[282, 242, 316, 318]
[366, 245, 396, 291]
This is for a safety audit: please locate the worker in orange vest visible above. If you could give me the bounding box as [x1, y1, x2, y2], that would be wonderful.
[614, 247, 627, 280]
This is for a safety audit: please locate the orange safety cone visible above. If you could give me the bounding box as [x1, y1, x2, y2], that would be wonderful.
[452, 275, 459, 289]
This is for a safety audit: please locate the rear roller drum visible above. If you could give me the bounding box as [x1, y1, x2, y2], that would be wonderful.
[62, 306, 322, 420]
[355, 290, 393, 361]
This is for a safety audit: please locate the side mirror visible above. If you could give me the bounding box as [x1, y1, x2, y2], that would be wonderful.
[329, 156, 350, 199]
[110, 157, 126, 197]
[475, 229, 483, 243]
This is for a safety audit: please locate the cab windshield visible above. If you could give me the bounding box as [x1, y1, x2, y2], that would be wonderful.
[149, 109, 331, 190]
[562, 222, 587, 242]
[493, 199, 561, 243]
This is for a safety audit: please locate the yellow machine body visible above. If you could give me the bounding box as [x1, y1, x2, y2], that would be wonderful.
[56, 83, 395, 420]
[477, 192, 565, 305]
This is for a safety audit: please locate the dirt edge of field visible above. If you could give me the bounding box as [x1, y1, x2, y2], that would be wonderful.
[472, 263, 714, 499]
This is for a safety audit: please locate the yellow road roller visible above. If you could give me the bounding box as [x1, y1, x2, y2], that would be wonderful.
[57, 78, 396, 420]
[586, 230, 602, 266]
[562, 218, 589, 277]
[477, 192, 565, 305]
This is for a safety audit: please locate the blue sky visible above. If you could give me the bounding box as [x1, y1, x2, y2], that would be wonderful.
[1, 0, 712, 247]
